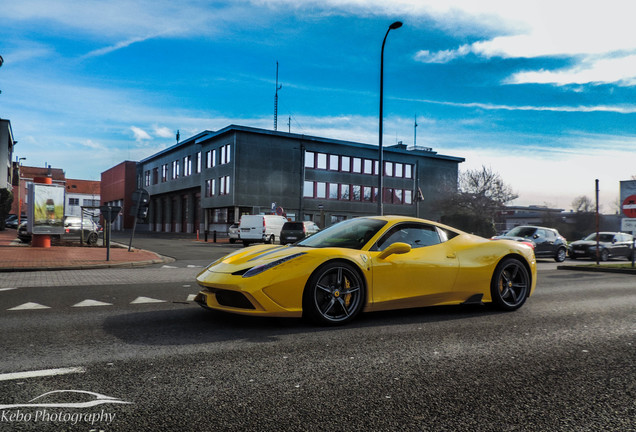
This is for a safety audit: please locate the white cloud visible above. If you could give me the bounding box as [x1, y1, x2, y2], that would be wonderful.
[130, 126, 151, 142]
[153, 126, 175, 139]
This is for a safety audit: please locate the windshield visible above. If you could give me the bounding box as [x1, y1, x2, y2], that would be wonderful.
[505, 226, 537, 238]
[584, 233, 615, 242]
[297, 218, 387, 249]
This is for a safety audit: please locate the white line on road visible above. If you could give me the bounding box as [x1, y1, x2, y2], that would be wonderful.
[130, 296, 165, 304]
[0, 288, 17, 292]
[72, 299, 113, 307]
[0, 367, 86, 382]
[8, 302, 50, 311]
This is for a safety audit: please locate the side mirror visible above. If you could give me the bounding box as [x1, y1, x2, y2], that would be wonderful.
[533, 234, 539, 239]
[377, 242, 411, 260]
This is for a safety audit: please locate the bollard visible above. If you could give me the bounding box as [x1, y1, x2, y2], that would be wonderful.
[213, 230, 217, 243]
[204, 230, 208, 242]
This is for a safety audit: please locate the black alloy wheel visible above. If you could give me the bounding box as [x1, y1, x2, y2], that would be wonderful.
[491, 258, 530, 311]
[303, 262, 365, 325]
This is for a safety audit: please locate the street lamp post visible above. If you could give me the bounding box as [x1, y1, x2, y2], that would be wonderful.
[378, 21, 403, 216]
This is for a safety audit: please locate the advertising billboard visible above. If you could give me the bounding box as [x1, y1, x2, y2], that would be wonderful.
[27, 183, 65, 235]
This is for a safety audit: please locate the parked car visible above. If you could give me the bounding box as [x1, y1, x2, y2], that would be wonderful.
[239, 215, 288, 246]
[5, 214, 18, 229]
[568, 232, 634, 261]
[18, 217, 102, 245]
[280, 221, 321, 245]
[493, 225, 567, 262]
[228, 223, 239, 244]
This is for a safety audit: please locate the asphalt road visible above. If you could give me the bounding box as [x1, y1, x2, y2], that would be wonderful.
[0, 237, 634, 431]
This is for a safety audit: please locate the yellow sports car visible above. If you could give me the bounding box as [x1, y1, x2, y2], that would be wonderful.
[195, 216, 537, 325]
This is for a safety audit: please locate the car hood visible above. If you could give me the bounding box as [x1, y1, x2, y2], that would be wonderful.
[200, 244, 307, 274]
[493, 235, 533, 243]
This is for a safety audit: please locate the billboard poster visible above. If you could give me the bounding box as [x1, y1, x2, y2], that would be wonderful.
[27, 183, 65, 235]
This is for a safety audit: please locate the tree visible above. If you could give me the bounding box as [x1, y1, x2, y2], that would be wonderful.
[438, 166, 518, 237]
[571, 195, 594, 213]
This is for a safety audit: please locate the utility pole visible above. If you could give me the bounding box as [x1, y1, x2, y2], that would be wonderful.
[274, 61, 282, 131]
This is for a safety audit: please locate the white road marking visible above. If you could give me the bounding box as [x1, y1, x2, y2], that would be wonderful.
[161, 265, 178, 268]
[8, 302, 50, 311]
[72, 299, 113, 307]
[187, 265, 202, 268]
[0, 366, 86, 382]
[186, 294, 197, 301]
[130, 296, 165, 304]
[0, 287, 17, 292]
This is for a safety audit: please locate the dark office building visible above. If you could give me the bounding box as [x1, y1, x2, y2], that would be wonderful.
[137, 125, 464, 233]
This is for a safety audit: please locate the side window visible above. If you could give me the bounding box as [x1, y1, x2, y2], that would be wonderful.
[535, 229, 546, 238]
[375, 224, 441, 251]
[545, 230, 556, 239]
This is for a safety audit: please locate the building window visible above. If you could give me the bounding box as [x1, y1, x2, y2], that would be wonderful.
[341, 156, 350, 172]
[316, 182, 327, 198]
[352, 158, 362, 173]
[172, 160, 180, 179]
[69, 198, 79, 206]
[316, 153, 327, 170]
[183, 156, 192, 177]
[220, 144, 231, 165]
[352, 185, 361, 201]
[405, 164, 413, 179]
[305, 151, 315, 168]
[83, 199, 99, 207]
[339, 184, 350, 201]
[195, 152, 201, 174]
[385, 162, 393, 177]
[206, 150, 216, 168]
[329, 154, 339, 171]
[328, 183, 338, 199]
[205, 179, 215, 197]
[363, 159, 373, 175]
[144, 170, 151, 186]
[395, 163, 403, 178]
[152, 168, 159, 184]
[363, 186, 373, 202]
[219, 175, 230, 195]
[162, 164, 169, 182]
[303, 181, 314, 198]
[404, 190, 413, 204]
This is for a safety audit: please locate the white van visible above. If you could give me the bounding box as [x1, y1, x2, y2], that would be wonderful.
[239, 215, 288, 246]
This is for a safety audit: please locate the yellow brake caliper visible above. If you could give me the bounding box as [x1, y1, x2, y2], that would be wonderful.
[344, 276, 352, 307]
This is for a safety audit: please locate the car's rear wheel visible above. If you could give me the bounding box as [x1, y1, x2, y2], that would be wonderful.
[600, 249, 609, 261]
[86, 232, 98, 246]
[555, 247, 566, 262]
[303, 262, 365, 325]
[491, 258, 530, 311]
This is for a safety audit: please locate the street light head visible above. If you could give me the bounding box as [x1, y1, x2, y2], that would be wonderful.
[389, 21, 403, 30]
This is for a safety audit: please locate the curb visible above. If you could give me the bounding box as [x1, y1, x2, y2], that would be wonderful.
[557, 265, 636, 275]
[0, 254, 175, 273]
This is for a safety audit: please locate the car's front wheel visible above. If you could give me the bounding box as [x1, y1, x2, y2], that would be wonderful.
[86, 232, 98, 246]
[303, 262, 365, 325]
[490, 258, 530, 311]
[600, 248, 609, 261]
[555, 247, 567, 262]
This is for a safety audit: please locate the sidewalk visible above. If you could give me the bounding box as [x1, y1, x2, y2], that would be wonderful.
[0, 229, 170, 272]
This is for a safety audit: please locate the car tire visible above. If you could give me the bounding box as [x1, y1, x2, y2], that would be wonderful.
[555, 247, 567, 262]
[303, 261, 365, 325]
[86, 233, 98, 246]
[490, 258, 530, 311]
[266, 235, 275, 244]
[600, 249, 609, 262]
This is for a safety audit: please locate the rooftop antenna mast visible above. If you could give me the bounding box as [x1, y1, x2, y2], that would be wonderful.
[274, 61, 282, 131]
[414, 114, 418, 146]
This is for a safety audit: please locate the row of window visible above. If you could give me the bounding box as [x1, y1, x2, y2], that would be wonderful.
[303, 181, 414, 205]
[204, 176, 231, 197]
[305, 151, 413, 179]
[143, 144, 232, 186]
[68, 198, 100, 207]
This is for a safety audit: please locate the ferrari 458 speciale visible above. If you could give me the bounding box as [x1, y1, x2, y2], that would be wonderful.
[195, 216, 536, 325]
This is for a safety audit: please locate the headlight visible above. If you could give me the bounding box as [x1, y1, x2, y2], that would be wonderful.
[242, 252, 306, 278]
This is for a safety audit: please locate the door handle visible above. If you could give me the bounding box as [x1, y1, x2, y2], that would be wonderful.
[447, 252, 457, 259]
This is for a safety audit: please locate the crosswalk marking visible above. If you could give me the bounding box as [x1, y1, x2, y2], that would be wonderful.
[8, 302, 51, 311]
[6, 295, 197, 311]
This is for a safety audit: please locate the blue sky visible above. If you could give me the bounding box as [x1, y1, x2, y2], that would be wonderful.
[2, 0, 635, 211]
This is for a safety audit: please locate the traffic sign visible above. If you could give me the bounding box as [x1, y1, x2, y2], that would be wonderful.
[621, 218, 636, 233]
[100, 205, 121, 223]
[623, 194, 636, 217]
